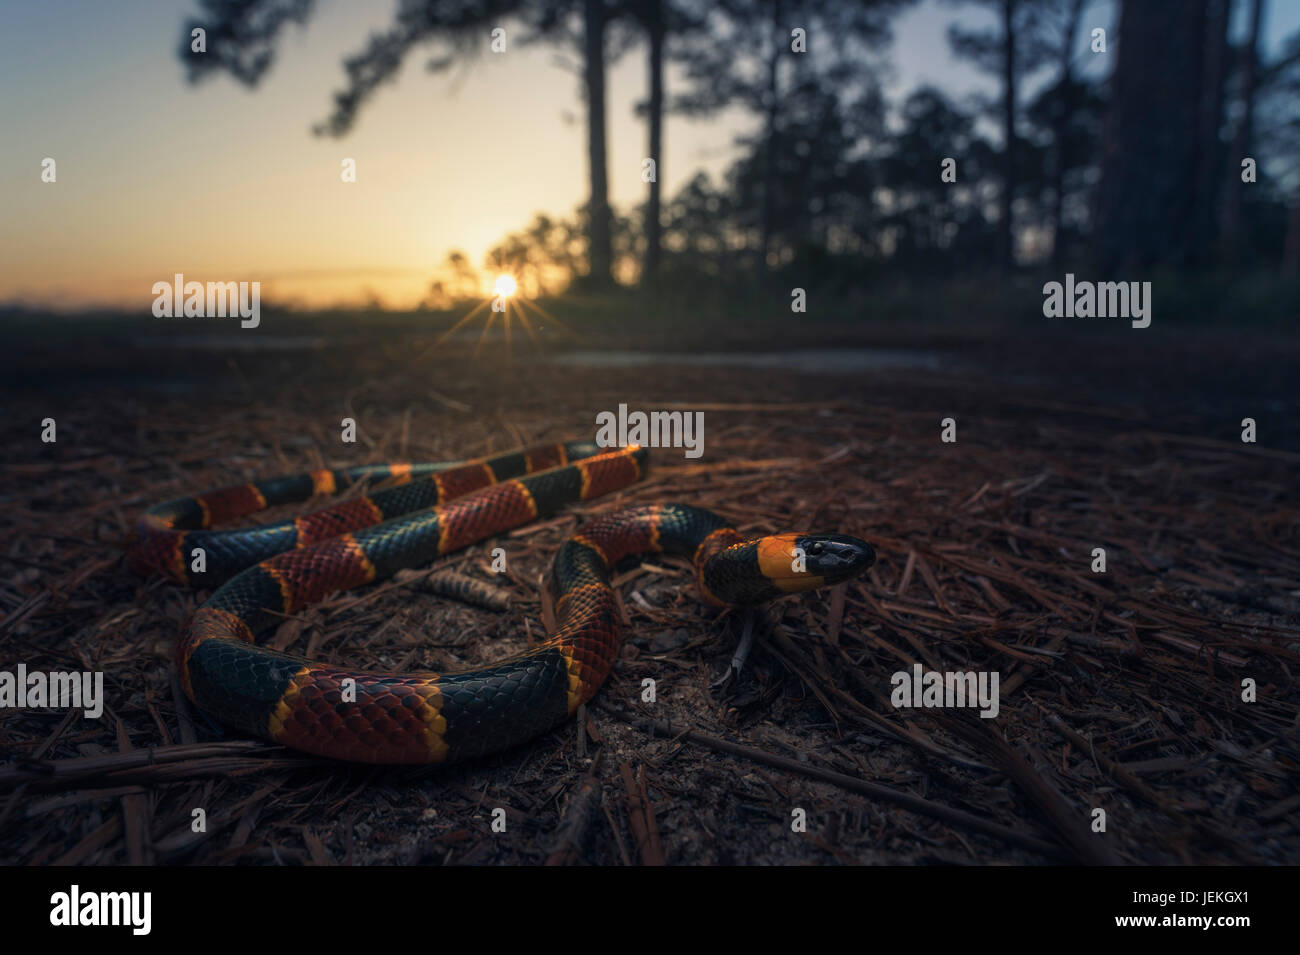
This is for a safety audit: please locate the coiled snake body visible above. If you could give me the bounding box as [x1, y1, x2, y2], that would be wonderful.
[133, 441, 874, 764]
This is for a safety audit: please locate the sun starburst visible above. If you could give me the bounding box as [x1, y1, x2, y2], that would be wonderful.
[429, 272, 580, 358]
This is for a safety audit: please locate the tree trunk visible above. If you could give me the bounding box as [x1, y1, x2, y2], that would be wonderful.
[1093, 0, 1209, 271]
[584, 0, 612, 286]
[642, 0, 665, 285]
[998, 0, 1017, 271]
[1049, 0, 1084, 266]
[758, 0, 782, 277]
[1185, 0, 1229, 266]
[1220, 0, 1264, 261]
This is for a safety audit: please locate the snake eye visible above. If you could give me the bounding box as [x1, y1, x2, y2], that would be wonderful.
[808, 541, 824, 555]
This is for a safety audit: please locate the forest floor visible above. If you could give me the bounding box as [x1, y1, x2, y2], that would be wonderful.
[1, 305, 1297, 865]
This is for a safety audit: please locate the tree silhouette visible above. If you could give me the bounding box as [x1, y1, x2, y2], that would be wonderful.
[876, 86, 997, 270]
[670, 0, 906, 280]
[1093, 0, 1219, 270]
[178, 0, 625, 285]
[1220, 0, 1265, 262]
[1021, 0, 1088, 265]
[945, 0, 1054, 271]
[624, 0, 705, 285]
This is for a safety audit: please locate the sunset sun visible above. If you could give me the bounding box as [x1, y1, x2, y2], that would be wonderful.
[493, 274, 518, 298]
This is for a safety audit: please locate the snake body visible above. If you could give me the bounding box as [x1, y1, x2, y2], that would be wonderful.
[134, 441, 874, 764]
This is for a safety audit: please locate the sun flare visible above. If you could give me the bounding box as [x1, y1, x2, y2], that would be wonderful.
[432, 270, 580, 358]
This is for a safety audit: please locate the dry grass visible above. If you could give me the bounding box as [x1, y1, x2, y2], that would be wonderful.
[1, 324, 1297, 865]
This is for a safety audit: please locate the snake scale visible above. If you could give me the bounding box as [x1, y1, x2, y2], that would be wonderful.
[132, 440, 875, 764]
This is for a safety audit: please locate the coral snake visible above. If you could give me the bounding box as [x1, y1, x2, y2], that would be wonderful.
[133, 440, 875, 764]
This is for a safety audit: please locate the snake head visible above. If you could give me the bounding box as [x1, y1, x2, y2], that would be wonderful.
[796, 534, 875, 583]
[755, 533, 875, 592]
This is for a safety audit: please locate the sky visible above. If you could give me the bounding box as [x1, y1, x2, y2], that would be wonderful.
[1, 0, 1296, 310]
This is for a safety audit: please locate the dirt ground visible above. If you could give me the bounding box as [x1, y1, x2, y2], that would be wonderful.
[1, 311, 1297, 865]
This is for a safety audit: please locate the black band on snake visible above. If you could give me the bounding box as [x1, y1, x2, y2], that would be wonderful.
[132, 440, 875, 764]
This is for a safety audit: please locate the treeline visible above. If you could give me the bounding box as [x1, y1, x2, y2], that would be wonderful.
[182, 0, 1300, 302]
